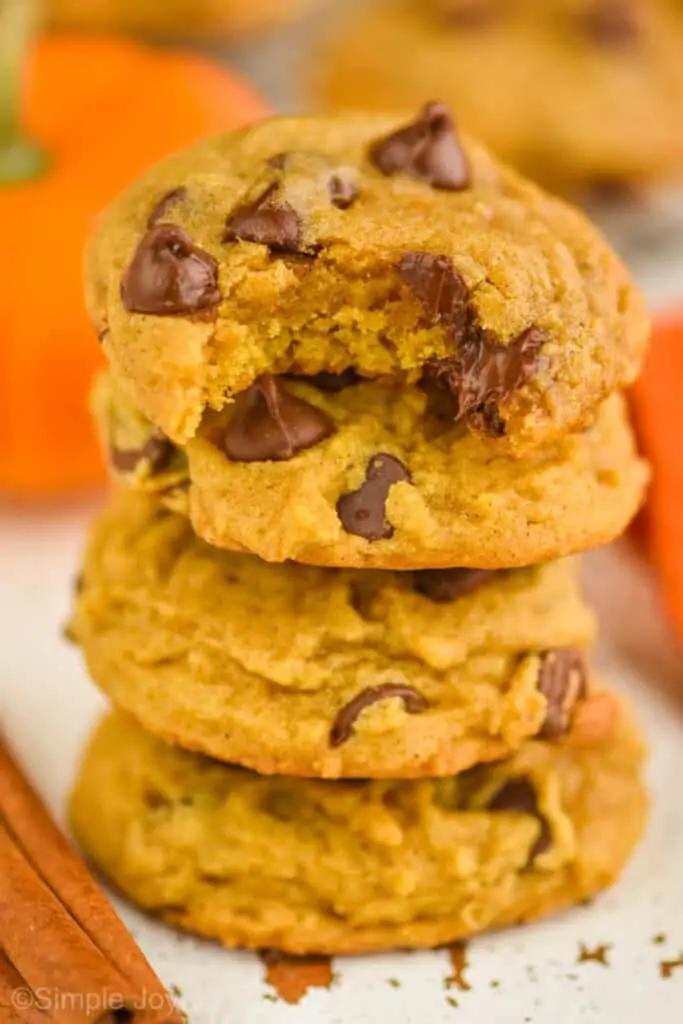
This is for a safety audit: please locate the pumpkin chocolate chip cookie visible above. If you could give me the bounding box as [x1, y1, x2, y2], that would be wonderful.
[92, 372, 649, 569]
[70, 708, 647, 954]
[67, 491, 618, 779]
[316, 0, 683, 196]
[85, 106, 648, 453]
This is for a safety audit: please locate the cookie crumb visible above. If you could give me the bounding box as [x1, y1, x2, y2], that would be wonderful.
[260, 951, 335, 1004]
[577, 943, 611, 966]
[660, 956, 683, 979]
[446, 942, 471, 992]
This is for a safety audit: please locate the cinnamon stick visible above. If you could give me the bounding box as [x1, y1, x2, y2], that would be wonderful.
[0, 821, 138, 1023]
[0, 733, 183, 1024]
[0, 950, 51, 1023]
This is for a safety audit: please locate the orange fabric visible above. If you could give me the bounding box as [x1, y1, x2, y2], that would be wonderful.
[632, 311, 683, 641]
[0, 34, 266, 497]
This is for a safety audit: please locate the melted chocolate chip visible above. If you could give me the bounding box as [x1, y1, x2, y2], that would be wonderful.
[121, 225, 221, 317]
[336, 453, 411, 541]
[287, 369, 361, 392]
[580, 0, 639, 46]
[330, 684, 429, 747]
[147, 186, 188, 228]
[400, 252, 470, 331]
[328, 174, 359, 210]
[488, 778, 551, 861]
[422, 326, 546, 436]
[413, 568, 496, 603]
[369, 101, 470, 191]
[537, 648, 588, 740]
[223, 375, 334, 462]
[110, 434, 175, 475]
[399, 251, 546, 435]
[224, 183, 314, 255]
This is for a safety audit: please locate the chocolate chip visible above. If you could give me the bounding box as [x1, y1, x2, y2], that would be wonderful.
[223, 375, 335, 462]
[537, 648, 588, 740]
[487, 777, 551, 861]
[121, 225, 221, 317]
[587, 178, 640, 205]
[336, 453, 411, 541]
[330, 684, 429, 747]
[110, 433, 175, 475]
[143, 789, 171, 811]
[412, 568, 496, 602]
[328, 174, 359, 210]
[224, 183, 315, 255]
[439, 0, 498, 26]
[399, 251, 546, 436]
[287, 369, 361, 392]
[267, 153, 288, 170]
[399, 252, 470, 332]
[147, 186, 188, 228]
[369, 101, 470, 191]
[579, 0, 639, 46]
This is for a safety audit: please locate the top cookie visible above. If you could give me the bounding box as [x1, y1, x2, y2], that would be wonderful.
[86, 105, 648, 451]
[317, 0, 683, 195]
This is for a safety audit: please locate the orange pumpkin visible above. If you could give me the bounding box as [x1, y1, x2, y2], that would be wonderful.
[0, 15, 265, 496]
[631, 312, 683, 643]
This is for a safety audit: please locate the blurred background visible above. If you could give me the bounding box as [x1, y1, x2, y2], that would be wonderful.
[2, 0, 683, 653]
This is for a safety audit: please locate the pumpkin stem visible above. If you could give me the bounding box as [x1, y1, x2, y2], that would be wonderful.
[0, 0, 47, 184]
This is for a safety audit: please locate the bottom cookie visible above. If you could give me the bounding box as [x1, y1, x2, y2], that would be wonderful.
[70, 709, 647, 956]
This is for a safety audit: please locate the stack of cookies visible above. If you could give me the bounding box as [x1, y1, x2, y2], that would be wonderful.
[69, 103, 650, 954]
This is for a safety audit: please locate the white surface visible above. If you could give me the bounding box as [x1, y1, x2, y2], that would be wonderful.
[1, 507, 683, 1023]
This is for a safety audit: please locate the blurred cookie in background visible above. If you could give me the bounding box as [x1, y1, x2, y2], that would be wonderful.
[315, 0, 683, 199]
[49, 0, 318, 39]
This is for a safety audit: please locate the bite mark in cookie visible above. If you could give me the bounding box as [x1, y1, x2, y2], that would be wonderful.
[121, 224, 221, 316]
[369, 101, 471, 191]
[330, 684, 429, 747]
[336, 453, 411, 540]
[537, 648, 588, 740]
[223, 375, 335, 462]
